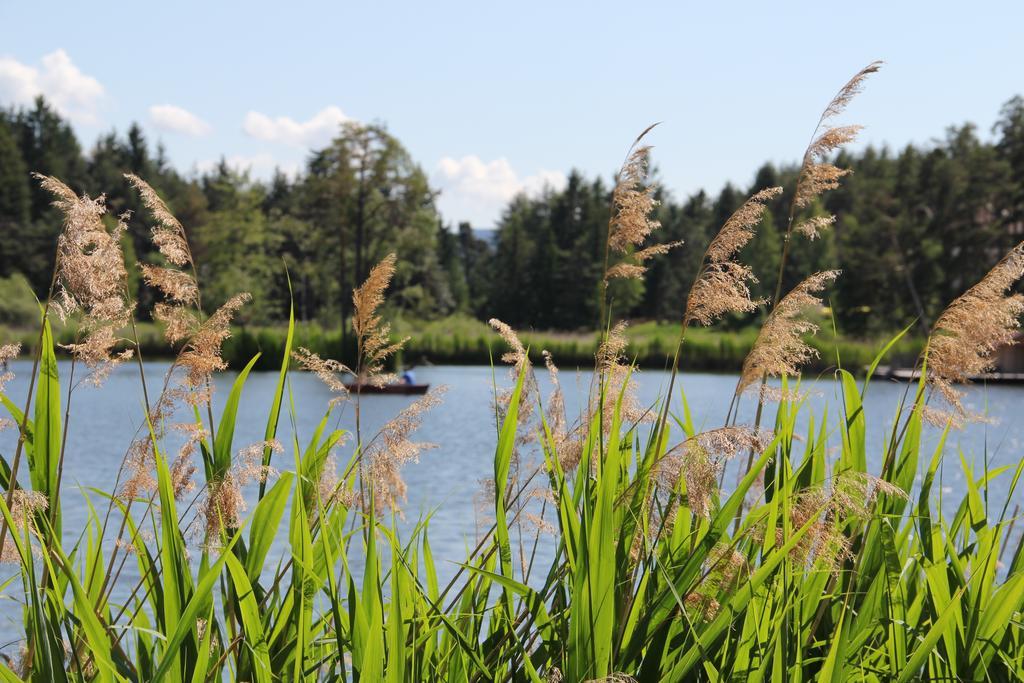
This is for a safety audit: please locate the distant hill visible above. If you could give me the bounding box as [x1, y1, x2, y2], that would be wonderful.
[472, 228, 497, 247]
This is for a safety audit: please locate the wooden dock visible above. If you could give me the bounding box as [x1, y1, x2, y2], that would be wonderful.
[874, 366, 1024, 384]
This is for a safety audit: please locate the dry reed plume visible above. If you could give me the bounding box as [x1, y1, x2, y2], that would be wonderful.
[764, 58, 881, 347]
[0, 345, 19, 394]
[793, 61, 882, 213]
[120, 388, 186, 500]
[657, 426, 773, 518]
[758, 384, 812, 404]
[592, 322, 649, 434]
[125, 174, 193, 268]
[681, 544, 751, 621]
[353, 253, 407, 386]
[202, 439, 282, 538]
[36, 175, 134, 382]
[604, 126, 682, 282]
[925, 241, 1024, 418]
[317, 454, 343, 507]
[793, 214, 836, 241]
[738, 270, 840, 394]
[293, 347, 352, 405]
[785, 470, 906, 573]
[542, 350, 583, 471]
[119, 175, 250, 510]
[179, 294, 251, 392]
[127, 174, 207, 359]
[684, 187, 783, 327]
[363, 387, 446, 514]
[541, 351, 565, 444]
[0, 490, 48, 563]
[131, 174, 250, 398]
[489, 318, 537, 431]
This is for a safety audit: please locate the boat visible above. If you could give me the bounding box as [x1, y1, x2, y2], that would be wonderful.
[343, 383, 430, 395]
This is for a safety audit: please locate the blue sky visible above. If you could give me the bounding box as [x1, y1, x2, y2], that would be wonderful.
[2, 1, 1022, 226]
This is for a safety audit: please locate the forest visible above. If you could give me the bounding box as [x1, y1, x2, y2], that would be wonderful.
[1, 94, 1023, 340]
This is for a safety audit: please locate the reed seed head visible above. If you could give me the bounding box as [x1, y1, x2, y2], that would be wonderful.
[656, 431, 740, 516]
[685, 187, 782, 327]
[540, 351, 585, 471]
[738, 270, 839, 393]
[0, 344, 20, 394]
[606, 241, 684, 282]
[0, 490, 48, 563]
[202, 440, 281, 539]
[317, 454, 342, 507]
[353, 253, 408, 386]
[793, 214, 836, 241]
[786, 468, 906, 573]
[178, 293, 251, 395]
[125, 174, 193, 268]
[293, 347, 352, 406]
[927, 242, 1024, 415]
[363, 386, 446, 515]
[683, 593, 721, 622]
[152, 303, 197, 346]
[489, 318, 538, 432]
[758, 384, 811, 404]
[657, 426, 773, 518]
[203, 473, 245, 539]
[820, 61, 883, 123]
[793, 61, 881, 211]
[139, 265, 199, 305]
[235, 439, 282, 482]
[794, 163, 852, 209]
[524, 512, 558, 537]
[591, 322, 649, 438]
[609, 133, 660, 256]
[36, 174, 134, 383]
[604, 126, 682, 284]
[121, 450, 157, 501]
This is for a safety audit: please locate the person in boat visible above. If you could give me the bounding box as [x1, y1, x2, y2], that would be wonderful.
[400, 365, 417, 386]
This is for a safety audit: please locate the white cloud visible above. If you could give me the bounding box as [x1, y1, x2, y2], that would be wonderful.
[433, 155, 567, 227]
[0, 49, 104, 123]
[242, 106, 348, 147]
[196, 153, 301, 180]
[149, 104, 211, 136]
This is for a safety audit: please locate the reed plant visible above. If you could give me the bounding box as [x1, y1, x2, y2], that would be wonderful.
[0, 65, 1022, 683]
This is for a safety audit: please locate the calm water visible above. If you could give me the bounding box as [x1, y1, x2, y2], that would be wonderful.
[0, 361, 1021, 646]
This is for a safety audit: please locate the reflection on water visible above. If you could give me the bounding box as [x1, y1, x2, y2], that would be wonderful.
[0, 360, 1021, 645]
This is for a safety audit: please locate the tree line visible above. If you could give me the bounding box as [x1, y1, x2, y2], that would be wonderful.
[1, 95, 1022, 336]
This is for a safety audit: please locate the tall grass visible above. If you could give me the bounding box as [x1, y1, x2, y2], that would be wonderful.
[0, 318, 925, 375]
[0, 66, 1023, 683]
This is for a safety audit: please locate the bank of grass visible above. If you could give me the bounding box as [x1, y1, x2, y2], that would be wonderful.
[0, 314, 925, 375]
[392, 314, 925, 373]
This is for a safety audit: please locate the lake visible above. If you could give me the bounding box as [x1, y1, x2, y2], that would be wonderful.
[0, 360, 1021, 646]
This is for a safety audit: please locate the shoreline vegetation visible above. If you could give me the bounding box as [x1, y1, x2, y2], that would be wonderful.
[3, 86, 1024, 344]
[2, 62, 1024, 682]
[0, 316, 925, 374]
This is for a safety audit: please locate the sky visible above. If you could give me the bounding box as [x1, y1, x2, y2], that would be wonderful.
[1, 1, 1022, 227]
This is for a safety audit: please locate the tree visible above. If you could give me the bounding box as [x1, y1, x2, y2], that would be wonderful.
[0, 117, 31, 283]
[995, 96, 1024, 245]
[0, 117, 30, 237]
[301, 122, 442, 336]
[457, 222, 493, 317]
[13, 98, 87, 220]
[437, 221, 469, 313]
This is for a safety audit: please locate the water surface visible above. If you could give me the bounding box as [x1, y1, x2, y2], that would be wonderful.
[0, 361, 1020, 647]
